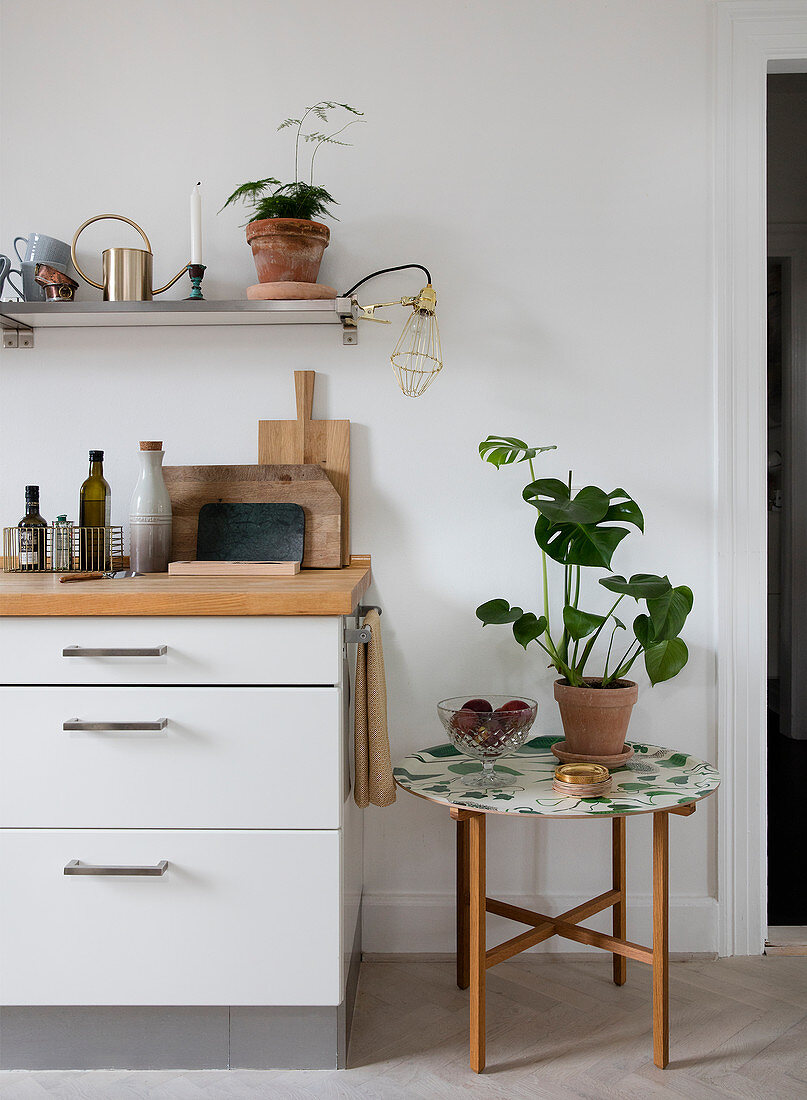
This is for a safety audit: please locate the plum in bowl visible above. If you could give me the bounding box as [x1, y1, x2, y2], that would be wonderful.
[437, 695, 538, 788]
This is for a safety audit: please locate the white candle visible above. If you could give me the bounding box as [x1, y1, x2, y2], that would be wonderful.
[190, 182, 202, 265]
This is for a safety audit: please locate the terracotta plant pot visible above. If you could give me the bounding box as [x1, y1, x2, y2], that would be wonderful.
[553, 678, 638, 757]
[245, 218, 330, 284]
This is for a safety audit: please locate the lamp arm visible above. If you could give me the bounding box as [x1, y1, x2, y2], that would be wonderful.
[341, 263, 432, 298]
[357, 295, 422, 322]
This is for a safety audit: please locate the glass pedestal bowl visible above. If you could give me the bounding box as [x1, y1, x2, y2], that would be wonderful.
[437, 695, 538, 789]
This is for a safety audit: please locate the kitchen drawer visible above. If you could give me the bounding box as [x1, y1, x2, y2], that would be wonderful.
[0, 687, 342, 829]
[0, 616, 342, 685]
[0, 830, 342, 1006]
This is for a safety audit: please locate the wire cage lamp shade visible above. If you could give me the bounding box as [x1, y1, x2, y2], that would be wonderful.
[343, 265, 444, 397]
[390, 286, 442, 398]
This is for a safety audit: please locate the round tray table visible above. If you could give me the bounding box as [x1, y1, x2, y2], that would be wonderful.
[394, 735, 720, 1074]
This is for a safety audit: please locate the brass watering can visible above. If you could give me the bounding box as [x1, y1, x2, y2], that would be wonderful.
[71, 214, 188, 302]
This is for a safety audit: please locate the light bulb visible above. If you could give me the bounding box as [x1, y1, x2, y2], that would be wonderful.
[390, 284, 443, 397]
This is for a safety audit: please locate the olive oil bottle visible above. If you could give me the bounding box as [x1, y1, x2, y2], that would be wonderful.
[17, 485, 47, 571]
[79, 450, 111, 569]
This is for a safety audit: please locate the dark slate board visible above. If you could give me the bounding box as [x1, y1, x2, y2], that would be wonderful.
[196, 502, 305, 564]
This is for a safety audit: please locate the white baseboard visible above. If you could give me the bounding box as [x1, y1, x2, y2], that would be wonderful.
[361, 951, 716, 963]
[362, 893, 718, 955]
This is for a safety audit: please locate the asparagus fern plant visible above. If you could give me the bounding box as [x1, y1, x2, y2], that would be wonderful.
[475, 436, 693, 687]
[221, 100, 363, 223]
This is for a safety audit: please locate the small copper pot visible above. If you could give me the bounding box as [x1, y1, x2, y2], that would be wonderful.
[34, 263, 79, 301]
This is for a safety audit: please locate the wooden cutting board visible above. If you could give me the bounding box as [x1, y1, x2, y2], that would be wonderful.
[258, 371, 350, 565]
[162, 464, 341, 568]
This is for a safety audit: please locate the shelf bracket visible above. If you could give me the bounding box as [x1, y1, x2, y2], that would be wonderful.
[2, 325, 34, 349]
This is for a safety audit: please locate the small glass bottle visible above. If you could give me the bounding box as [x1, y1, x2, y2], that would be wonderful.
[17, 485, 47, 571]
[129, 441, 172, 573]
[54, 515, 73, 572]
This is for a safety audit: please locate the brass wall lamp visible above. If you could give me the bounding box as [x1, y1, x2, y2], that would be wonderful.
[342, 264, 442, 397]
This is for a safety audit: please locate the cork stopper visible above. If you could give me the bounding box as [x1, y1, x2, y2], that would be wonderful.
[139, 441, 163, 451]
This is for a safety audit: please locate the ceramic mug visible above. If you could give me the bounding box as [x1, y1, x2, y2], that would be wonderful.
[13, 233, 72, 269]
[0, 253, 17, 299]
[0, 254, 26, 300]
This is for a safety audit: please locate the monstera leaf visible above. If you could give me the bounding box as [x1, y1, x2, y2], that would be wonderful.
[523, 479, 609, 523]
[523, 480, 644, 569]
[634, 614, 689, 684]
[644, 638, 688, 684]
[562, 606, 606, 641]
[479, 436, 557, 468]
[647, 585, 693, 640]
[600, 573, 672, 599]
[476, 599, 523, 625]
[513, 612, 548, 649]
[604, 489, 645, 534]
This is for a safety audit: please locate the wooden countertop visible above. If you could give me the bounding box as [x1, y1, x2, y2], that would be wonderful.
[0, 556, 371, 617]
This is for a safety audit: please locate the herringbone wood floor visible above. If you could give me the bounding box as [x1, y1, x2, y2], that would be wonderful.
[1, 956, 805, 1098]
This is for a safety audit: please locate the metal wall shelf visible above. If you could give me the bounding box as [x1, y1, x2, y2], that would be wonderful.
[0, 298, 359, 348]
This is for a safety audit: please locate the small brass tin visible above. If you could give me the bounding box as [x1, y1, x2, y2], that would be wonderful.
[554, 763, 610, 785]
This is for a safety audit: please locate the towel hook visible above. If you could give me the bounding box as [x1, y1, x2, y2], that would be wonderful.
[345, 605, 382, 645]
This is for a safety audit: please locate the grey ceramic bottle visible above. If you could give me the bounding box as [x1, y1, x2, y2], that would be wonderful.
[128, 441, 172, 573]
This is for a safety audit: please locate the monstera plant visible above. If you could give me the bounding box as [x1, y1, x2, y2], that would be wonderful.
[475, 436, 693, 757]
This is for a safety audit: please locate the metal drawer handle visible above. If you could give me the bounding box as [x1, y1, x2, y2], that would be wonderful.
[63, 719, 168, 732]
[64, 860, 169, 877]
[62, 645, 167, 658]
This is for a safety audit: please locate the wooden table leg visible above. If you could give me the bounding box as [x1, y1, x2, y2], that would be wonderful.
[612, 816, 627, 986]
[653, 810, 669, 1068]
[468, 811, 486, 1073]
[456, 812, 470, 990]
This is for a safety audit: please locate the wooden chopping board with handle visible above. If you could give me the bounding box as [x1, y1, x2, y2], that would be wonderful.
[162, 464, 342, 568]
[258, 371, 350, 565]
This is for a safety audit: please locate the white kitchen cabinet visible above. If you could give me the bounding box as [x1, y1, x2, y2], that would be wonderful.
[0, 687, 342, 829]
[0, 606, 364, 1070]
[0, 829, 342, 1006]
[0, 616, 342, 685]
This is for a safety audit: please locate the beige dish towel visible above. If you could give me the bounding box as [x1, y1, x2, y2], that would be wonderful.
[353, 608, 396, 807]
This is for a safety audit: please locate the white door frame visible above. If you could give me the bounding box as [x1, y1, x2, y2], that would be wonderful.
[716, 2, 807, 956]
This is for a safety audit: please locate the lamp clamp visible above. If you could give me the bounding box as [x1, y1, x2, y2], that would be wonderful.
[356, 288, 433, 323]
[356, 296, 414, 323]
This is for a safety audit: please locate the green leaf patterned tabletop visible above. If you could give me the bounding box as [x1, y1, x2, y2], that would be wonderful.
[393, 736, 720, 818]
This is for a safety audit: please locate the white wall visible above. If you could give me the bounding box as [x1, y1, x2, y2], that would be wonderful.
[0, 0, 718, 952]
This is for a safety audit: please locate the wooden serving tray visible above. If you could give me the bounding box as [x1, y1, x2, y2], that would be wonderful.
[168, 560, 300, 577]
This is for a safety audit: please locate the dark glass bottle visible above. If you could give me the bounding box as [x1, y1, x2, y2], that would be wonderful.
[17, 485, 48, 571]
[79, 450, 111, 569]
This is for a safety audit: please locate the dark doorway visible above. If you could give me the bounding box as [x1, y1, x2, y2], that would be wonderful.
[766, 74, 807, 929]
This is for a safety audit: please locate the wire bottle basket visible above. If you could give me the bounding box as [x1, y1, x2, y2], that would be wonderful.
[2, 525, 125, 573]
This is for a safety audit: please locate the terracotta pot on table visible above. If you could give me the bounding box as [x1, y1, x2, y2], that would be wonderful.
[553, 677, 638, 757]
